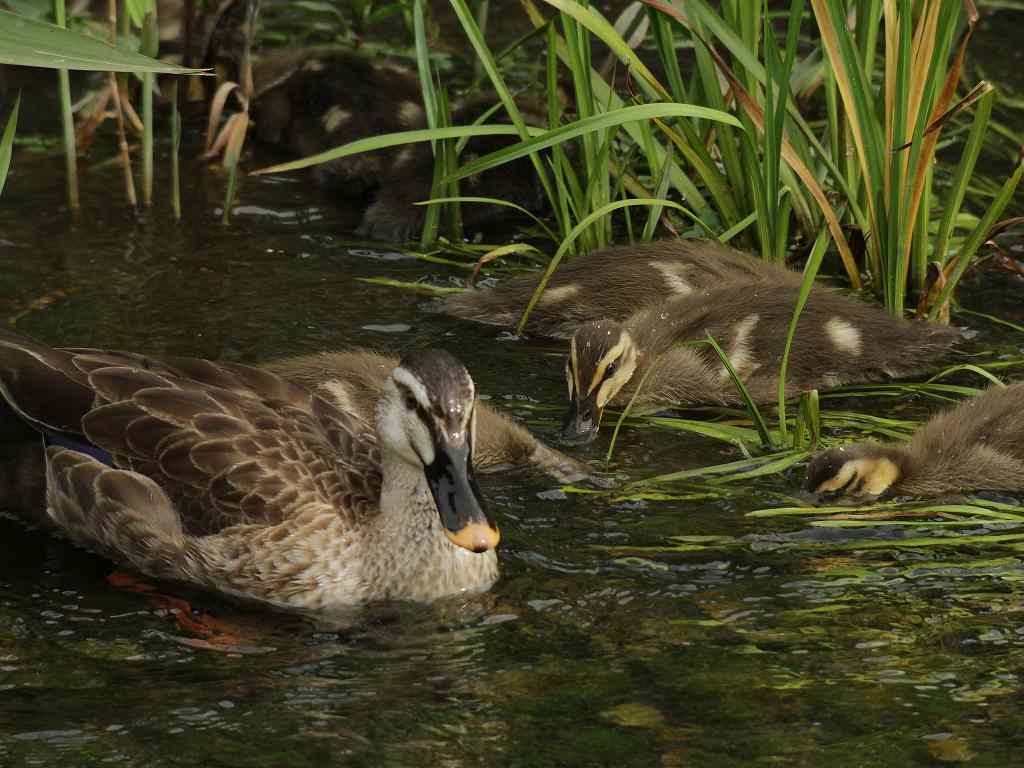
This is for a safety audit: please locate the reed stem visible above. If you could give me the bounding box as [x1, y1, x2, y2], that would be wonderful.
[54, 0, 80, 210]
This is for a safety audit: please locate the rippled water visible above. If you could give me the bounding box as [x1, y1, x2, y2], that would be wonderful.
[3, 11, 1024, 765]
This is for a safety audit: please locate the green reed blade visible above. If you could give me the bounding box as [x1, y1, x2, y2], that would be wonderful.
[0, 92, 19, 198]
[701, 333, 774, 447]
[252, 124, 541, 177]
[777, 227, 829, 442]
[443, 103, 741, 185]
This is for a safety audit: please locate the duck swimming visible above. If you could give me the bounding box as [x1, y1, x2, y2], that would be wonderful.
[560, 280, 959, 444]
[265, 348, 589, 482]
[0, 331, 500, 608]
[804, 382, 1024, 503]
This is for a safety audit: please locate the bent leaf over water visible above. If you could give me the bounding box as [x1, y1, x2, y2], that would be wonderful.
[0, 10, 206, 73]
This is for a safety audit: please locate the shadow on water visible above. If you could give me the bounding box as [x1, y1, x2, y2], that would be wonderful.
[2, 13, 1024, 767]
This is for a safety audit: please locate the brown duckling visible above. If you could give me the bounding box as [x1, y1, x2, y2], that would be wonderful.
[264, 348, 589, 483]
[804, 382, 1024, 503]
[440, 239, 790, 338]
[561, 280, 960, 444]
[249, 48, 547, 242]
[0, 330, 501, 607]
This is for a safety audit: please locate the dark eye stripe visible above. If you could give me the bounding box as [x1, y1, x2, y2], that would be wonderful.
[396, 382, 440, 447]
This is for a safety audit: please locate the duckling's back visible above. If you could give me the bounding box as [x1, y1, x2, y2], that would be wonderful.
[626, 279, 959, 403]
[441, 239, 791, 338]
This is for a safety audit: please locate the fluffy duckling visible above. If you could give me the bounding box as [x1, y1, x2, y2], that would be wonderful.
[804, 382, 1024, 503]
[264, 348, 589, 483]
[0, 331, 500, 608]
[440, 239, 790, 338]
[561, 280, 959, 444]
[249, 49, 547, 242]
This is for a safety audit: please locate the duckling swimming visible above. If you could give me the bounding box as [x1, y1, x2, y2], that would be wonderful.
[0, 331, 500, 608]
[804, 382, 1024, 503]
[441, 239, 788, 338]
[247, 48, 546, 242]
[560, 280, 959, 444]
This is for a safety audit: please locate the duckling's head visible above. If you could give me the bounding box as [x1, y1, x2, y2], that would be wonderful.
[378, 350, 499, 553]
[561, 320, 639, 445]
[803, 443, 907, 505]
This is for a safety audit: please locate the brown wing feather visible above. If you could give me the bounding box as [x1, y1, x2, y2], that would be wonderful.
[0, 331, 383, 539]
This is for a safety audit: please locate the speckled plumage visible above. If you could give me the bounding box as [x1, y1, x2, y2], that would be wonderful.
[265, 348, 589, 483]
[0, 333, 498, 608]
[805, 382, 1024, 501]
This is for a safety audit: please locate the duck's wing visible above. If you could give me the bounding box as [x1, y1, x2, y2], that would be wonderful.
[0, 331, 382, 537]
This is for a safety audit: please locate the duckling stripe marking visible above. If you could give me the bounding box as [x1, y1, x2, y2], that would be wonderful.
[720, 314, 760, 381]
[538, 284, 580, 305]
[322, 106, 353, 133]
[399, 101, 426, 128]
[650, 261, 693, 295]
[825, 317, 863, 357]
[588, 335, 631, 397]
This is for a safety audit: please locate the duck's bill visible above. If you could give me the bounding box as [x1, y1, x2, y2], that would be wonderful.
[560, 393, 602, 445]
[424, 441, 500, 553]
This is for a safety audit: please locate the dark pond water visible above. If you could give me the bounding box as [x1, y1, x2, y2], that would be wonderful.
[2, 7, 1024, 767]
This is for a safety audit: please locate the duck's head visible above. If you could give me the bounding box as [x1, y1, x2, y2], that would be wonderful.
[379, 350, 499, 553]
[803, 443, 907, 505]
[561, 320, 639, 445]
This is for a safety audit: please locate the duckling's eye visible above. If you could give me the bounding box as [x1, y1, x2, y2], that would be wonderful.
[403, 391, 418, 411]
[606, 362, 617, 376]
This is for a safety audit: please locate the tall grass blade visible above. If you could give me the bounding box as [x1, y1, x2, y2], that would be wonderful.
[776, 228, 829, 442]
[251, 125, 541, 176]
[141, 7, 158, 206]
[444, 103, 741, 183]
[54, 0, 79, 210]
[701, 333, 774, 447]
[0, 92, 19, 198]
[929, 157, 1024, 317]
[170, 79, 181, 220]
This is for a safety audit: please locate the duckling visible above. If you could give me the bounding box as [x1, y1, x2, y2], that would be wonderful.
[264, 348, 590, 483]
[440, 239, 791, 338]
[804, 383, 1024, 503]
[0, 331, 500, 608]
[246, 48, 547, 242]
[560, 280, 959, 444]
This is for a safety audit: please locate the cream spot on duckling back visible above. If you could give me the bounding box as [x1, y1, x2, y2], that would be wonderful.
[539, 284, 580, 305]
[650, 261, 693, 296]
[393, 146, 416, 170]
[303, 59, 326, 73]
[322, 105, 353, 133]
[826, 317, 863, 357]
[398, 100, 426, 128]
[719, 314, 760, 381]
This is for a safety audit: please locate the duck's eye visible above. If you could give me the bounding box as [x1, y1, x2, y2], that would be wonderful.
[403, 391, 418, 411]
